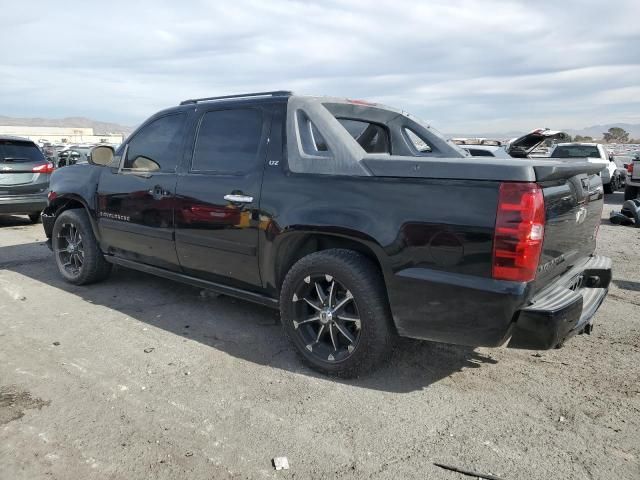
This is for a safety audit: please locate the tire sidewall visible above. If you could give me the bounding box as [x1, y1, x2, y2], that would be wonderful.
[52, 209, 97, 284]
[280, 250, 391, 377]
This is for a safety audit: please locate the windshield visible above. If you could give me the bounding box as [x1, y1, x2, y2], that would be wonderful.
[551, 145, 600, 158]
[0, 139, 46, 163]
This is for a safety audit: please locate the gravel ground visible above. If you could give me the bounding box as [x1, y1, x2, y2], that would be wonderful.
[0, 192, 638, 480]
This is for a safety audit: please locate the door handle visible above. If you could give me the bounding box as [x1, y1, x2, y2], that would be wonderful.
[148, 185, 172, 199]
[224, 194, 253, 203]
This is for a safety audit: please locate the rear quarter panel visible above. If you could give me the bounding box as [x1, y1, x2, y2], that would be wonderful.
[260, 172, 499, 284]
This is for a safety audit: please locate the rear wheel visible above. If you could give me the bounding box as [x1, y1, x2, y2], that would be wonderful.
[613, 174, 623, 191]
[52, 209, 112, 285]
[28, 212, 41, 223]
[625, 185, 639, 201]
[280, 249, 393, 377]
[603, 182, 613, 194]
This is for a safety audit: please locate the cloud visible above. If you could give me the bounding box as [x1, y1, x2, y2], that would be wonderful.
[1, 0, 638, 133]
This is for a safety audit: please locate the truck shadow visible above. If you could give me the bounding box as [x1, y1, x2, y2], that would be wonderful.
[0, 241, 498, 393]
[0, 215, 34, 228]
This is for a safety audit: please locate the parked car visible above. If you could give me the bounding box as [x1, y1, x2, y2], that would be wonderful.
[624, 152, 640, 200]
[65, 146, 94, 166]
[56, 148, 74, 167]
[456, 129, 568, 158]
[0, 135, 54, 223]
[42, 91, 611, 376]
[550, 143, 623, 193]
[452, 139, 510, 158]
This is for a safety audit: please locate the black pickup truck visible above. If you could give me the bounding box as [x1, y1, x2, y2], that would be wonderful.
[42, 91, 611, 377]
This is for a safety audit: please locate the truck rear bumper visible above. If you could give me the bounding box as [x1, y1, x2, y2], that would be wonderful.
[507, 255, 611, 349]
[388, 255, 611, 350]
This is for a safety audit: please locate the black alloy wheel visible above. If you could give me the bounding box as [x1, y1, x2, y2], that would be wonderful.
[51, 209, 112, 285]
[291, 273, 362, 362]
[280, 249, 393, 377]
[55, 221, 85, 278]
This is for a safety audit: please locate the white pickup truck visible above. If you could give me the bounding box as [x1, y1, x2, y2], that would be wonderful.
[623, 153, 640, 200]
[550, 143, 623, 194]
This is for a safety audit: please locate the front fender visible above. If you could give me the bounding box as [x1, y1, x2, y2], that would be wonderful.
[43, 194, 101, 243]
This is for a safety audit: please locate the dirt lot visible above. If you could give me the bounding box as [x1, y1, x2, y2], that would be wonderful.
[1, 192, 638, 480]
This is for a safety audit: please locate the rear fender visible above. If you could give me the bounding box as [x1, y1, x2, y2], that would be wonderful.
[265, 227, 390, 293]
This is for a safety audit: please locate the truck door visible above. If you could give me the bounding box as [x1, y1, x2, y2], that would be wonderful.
[96, 112, 190, 271]
[174, 105, 271, 288]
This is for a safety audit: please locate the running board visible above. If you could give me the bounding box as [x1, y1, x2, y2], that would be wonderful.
[104, 256, 279, 309]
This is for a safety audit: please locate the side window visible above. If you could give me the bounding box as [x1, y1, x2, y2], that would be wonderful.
[123, 113, 186, 172]
[404, 128, 433, 153]
[297, 110, 331, 157]
[337, 119, 390, 154]
[191, 109, 263, 174]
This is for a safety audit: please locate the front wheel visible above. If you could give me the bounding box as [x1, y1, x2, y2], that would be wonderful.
[280, 249, 393, 377]
[52, 209, 112, 285]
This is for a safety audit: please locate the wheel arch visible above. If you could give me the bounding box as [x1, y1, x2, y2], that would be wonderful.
[266, 229, 391, 295]
[44, 194, 101, 242]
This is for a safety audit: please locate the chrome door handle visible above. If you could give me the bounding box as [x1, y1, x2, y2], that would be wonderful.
[224, 194, 253, 203]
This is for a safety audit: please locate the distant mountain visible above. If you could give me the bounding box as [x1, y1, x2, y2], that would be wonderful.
[0, 116, 133, 136]
[448, 123, 640, 141]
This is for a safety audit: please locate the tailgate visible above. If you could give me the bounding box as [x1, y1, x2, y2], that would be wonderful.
[531, 160, 604, 293]
[633, 158, 640, 181]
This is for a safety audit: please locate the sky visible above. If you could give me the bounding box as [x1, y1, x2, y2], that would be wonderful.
[1, 0, 639, 134]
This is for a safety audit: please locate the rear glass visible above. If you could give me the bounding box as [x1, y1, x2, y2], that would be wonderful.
[466, 148, 495, 157]
[551, 146, 600, 158]
[337, 119, 390, 154]
[0, 140, 45, 163]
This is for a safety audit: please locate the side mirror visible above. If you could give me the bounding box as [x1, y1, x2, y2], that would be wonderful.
[89, 145, 115, 166]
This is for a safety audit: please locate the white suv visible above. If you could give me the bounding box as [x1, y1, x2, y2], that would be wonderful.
[550, 143, 623, 194]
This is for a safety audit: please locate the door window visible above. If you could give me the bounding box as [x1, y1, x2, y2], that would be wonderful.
[191, 109, 263, 174]
[123, 113, 187, 172]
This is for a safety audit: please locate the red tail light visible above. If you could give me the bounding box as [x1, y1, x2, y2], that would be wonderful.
[628, 163, 634, 175]
[33, 162, 55, 174]
[492, 182, 545, 282]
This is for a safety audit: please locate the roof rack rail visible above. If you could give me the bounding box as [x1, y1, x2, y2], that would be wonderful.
[179, 90, 293, 106]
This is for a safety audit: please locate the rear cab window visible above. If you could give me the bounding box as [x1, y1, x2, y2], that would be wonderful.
[551, 146, 601, 158]
[337, 119, 390, 154]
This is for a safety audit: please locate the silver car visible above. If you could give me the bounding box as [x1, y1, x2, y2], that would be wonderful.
[0, 135, 54, 223]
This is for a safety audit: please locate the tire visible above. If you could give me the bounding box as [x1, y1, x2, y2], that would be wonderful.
[612, 175, 622, 192]
[625, 185, 639, 201]
[52, 208, 112, 285]
[28, 212, 41, 223]
[603, 181, 613, 194]
[280, 249, 393, 378]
